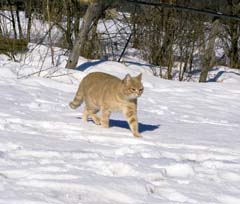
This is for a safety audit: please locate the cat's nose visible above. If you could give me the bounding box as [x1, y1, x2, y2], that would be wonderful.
[138, 89, 143, 95]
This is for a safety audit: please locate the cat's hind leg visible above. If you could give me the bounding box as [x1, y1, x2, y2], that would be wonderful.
[82, 107, 89, 123]
[83, 107, 101, 125]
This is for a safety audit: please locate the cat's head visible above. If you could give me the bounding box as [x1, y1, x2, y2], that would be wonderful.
[122, 73, 144, 99]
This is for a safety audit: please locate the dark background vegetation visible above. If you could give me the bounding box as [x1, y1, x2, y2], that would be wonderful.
[0, 0, 239, 82]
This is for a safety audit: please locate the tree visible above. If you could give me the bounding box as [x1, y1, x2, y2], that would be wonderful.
[199, 19, 220, 82]
[226, 0, 240, 68]
[65, 0, 105, 69]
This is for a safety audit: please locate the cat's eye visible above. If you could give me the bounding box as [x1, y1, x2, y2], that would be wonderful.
[131, 88, 136, 91]
[139, 88, 144, 92]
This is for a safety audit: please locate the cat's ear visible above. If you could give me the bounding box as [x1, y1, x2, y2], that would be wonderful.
[137, 73, 142, 81]
[123, 74, 131, 84]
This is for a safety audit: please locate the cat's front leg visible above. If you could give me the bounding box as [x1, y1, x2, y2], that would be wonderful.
[123, 107, 142, 137]
[101, 107, 111, 128]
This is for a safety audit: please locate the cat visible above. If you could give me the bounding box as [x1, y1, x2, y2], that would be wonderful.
[69, 72, 144, 137]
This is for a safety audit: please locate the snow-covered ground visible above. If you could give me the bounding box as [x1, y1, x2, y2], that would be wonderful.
[0, 46, 240, 204]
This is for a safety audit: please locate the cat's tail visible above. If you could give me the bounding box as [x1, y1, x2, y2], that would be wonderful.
[69, 89, 84, 109]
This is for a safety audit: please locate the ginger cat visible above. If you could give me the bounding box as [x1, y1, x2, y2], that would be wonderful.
[69, 72, 144, 137]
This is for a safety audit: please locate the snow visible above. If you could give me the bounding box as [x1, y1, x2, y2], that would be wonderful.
[0, 46, 240, 204]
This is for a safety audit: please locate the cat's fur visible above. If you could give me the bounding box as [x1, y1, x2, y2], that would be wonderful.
[69, 72, 144, 137]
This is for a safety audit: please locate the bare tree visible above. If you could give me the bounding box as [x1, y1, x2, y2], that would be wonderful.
[199, 19, 220, 82]
[65, 0, 105, 69]
[225, 0, 240, 68]
[7, 0, 18, 39]
[46, 0, 54, 65]
[25, 0, 32, 42]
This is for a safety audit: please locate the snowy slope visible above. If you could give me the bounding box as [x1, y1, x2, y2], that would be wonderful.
[0, 54, 240, 204]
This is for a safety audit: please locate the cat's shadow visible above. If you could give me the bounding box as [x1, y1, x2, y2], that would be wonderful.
[77, 117, 159, 133]
[75, 60, 106, 71]
[109, 119, 160, 133]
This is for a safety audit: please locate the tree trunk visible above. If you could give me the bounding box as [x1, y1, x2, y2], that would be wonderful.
[199, 19, 219, 82]
[227, 0, 240, 68]
[73, 0, 81, 38]
[65, 1, 104, 69]
[26, 0, 32, 42]
[66, 0, 73, 50]
[8, 0, 17, 39]
[229, 22, 239, 68]
[16, 3, 23, 39]
[47, 0, 54, 65]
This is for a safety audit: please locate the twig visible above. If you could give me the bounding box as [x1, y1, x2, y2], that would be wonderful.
[17, 66, 54, 79]
[0, 12, 11, 21]
[46, 72, 74, 79]
[102, 19, 115, 59]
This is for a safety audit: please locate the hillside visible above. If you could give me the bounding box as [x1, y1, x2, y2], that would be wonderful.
[0, 49, 240, 203]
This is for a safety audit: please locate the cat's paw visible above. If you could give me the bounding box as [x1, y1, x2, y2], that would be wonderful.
[94, 118, 101, 125]
[101, 123, 109, 128]
[82, 117, 88, 123]
[133, 133, 142, 138]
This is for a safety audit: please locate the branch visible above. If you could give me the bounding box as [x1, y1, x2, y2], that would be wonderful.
[118, 32, 133, 62]
[126, 0, 240, 21]
[0, 13, 11, 21]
